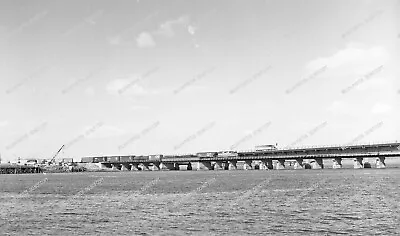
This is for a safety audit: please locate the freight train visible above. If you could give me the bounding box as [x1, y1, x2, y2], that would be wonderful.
[80, 151, 240, 163]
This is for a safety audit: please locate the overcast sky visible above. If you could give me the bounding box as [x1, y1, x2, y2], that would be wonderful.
[0, 0, 399, 161]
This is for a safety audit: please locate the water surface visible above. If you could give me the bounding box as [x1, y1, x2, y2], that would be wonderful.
[0, 169, 399, 235]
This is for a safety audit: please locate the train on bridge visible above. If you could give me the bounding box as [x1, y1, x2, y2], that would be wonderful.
[79, 142, 400, 170]
[81, 152, 239, 163]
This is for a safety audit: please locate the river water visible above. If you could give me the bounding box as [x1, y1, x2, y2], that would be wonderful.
[0, 169, 399, 235]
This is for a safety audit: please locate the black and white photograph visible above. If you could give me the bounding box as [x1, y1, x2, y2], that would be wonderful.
[0, 0, 399, 235]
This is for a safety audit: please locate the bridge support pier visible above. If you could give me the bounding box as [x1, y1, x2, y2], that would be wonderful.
[100, 163, 109, 169]
[353, 158, 363, 169]
[294, 158, 304, 169]
[152, 163, 160, 171]
[311, 158, 324, 169]
[196, 161, 212, 170]
[214, 161, 223, 170]
[260, 159, 273, 170]
[244, 160, 252, 170]
[161, 163, 175, 170]
[258, 161, 266, 170]
[111, 164, 120, 171]
[187, 162, 193, 171]
[375, 157, 386, 169]
[276, 159, 285, 170]
[332, 158, 342, 169]
[228, 161, 237, 170]
[141, 163, 150, 171]
[121, 164, 130, 171]
[131, 163, 139, 171]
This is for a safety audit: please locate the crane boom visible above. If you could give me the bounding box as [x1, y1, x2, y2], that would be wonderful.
[50, 145, 65, 163]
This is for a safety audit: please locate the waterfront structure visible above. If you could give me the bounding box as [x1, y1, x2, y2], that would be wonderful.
[0, 164, 42, 174]
[90, 141, 400, 171]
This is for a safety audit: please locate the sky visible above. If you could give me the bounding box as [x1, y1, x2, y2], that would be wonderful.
[0, 0, 399, 162]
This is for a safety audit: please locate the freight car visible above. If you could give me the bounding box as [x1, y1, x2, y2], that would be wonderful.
[62, 158, 74, 163]
[107, 156, 120, 162]
[196, 152, 218, 158]
[120, 156, 135, 162]
[255, 144, 277, 152]
[162, 154, 197, 161]
[148, 154, 163, 161]
[93, 157, 107, 163]
[134, 155, 149, 161]
[81, 157, 94, 163]
[217, 151, 238, 157]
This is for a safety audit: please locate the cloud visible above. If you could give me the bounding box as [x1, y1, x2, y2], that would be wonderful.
[135, 15, 191, 48]
[371, 103, 392, 114]
[106, 78, 153, 96]
[188, 25, 196, 35]
[155, 15, 190, 38]
[353, 75, 394, 92]
[327, 101, 352, 114]
[84, 87, 95, 96]
[0, 120, 9, 128]
[136, 32, 156, 48]
[131, 104, 151, 111]
[306, 43, 389, 73]
[108, 35, 122, 45]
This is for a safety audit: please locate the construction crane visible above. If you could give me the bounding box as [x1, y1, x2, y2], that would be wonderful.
[50, 145, 65, 164]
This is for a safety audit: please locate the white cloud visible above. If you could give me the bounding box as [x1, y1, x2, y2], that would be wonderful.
[135, 15, 191, 48]
[371, 103, 392, 114]
[0, 120, 9, 128]
[84, 87, 95, 96]
[131, 104, 151, 111]
[106, 78, 154, 96]
[155, 15, 190, 38]
[108, 35, 122, 45]
[307, 43, 389, 73]
[188, 25, 196, 35]
[354, 75, 394, 92]
[136, 32, 156, 48]
[327, 101, 351, 114]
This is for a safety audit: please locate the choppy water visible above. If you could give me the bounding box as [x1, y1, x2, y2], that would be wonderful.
[1, 169, 399, 235]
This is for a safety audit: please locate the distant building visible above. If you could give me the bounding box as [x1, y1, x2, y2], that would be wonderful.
[62, 158, 74, 163]
[26, 159, 38, 166]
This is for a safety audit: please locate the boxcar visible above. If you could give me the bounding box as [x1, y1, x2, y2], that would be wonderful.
[107, 156, 120, 162]
[93, 157, 107, 163]
[217, 151, 238, 157]
[120, 156, 135, 162]
[134, 156, 149, 161]
[148, 154, 163, 161]
[62, 158, 74, 163]
[81, 157, 94, 163]
[196, 152, 218, 158]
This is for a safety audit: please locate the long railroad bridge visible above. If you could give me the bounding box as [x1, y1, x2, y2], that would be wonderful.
[100, 142, 400, 171]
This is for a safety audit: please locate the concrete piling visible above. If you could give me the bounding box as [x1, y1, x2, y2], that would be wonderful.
[228, 161, 237, 170]
[276, 159, 285, 170]
[332, 158, 342, 169]
[294, 158, 304, 169]
[311, 158, 324, 169]
[244, 160, 252, 170]
[375, 156, 386, 169]
[353, 157, 363, 169]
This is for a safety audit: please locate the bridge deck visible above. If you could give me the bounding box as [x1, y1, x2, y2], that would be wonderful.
[97, 142, 400, 164]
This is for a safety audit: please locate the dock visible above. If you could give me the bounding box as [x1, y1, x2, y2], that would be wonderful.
[0, 164, 42, 174]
